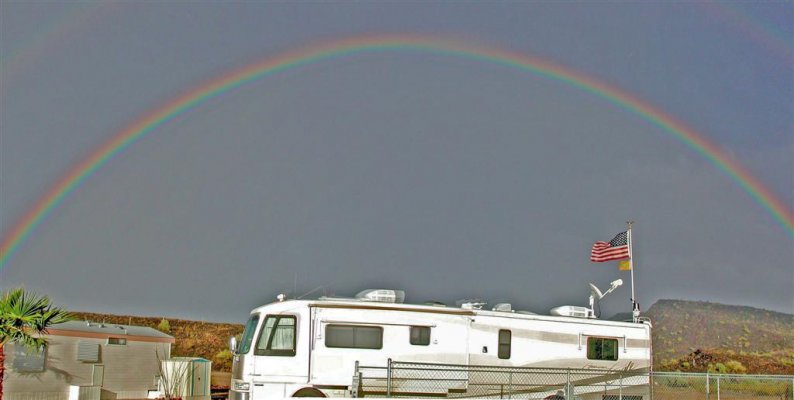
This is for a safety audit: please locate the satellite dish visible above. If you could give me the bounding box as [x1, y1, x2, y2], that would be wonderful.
[589, 283, 604, 300]
[587, 279, 624, 318]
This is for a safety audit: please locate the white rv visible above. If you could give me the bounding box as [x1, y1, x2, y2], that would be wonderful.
[229, 289, 651, 399]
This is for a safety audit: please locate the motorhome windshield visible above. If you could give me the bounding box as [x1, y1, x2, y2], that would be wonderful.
[237, 314, 259, 354]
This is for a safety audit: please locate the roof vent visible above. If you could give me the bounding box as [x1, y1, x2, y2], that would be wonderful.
[492, 303, 513, 312]
[355, 289, 405, 304]
[457, 299, 486, 310]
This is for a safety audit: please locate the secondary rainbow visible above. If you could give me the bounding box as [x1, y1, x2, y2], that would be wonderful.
[2, 34, 792, 270]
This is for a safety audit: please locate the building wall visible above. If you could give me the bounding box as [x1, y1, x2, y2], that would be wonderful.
[5, 335, 171, 399]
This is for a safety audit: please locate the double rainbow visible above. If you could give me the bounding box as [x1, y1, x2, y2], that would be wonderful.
[2, 34, 791, 270]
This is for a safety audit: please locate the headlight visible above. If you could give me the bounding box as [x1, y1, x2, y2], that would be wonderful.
[232, 380, 251, 391]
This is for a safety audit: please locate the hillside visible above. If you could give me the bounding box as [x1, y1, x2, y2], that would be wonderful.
[644, 300, 793, 364]
[70, 299, 794, 374]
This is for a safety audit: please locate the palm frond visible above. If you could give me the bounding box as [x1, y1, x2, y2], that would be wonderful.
[1, 287, 72, 350]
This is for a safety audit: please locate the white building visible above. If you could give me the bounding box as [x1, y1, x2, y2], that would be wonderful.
[4, 321, 174, 400]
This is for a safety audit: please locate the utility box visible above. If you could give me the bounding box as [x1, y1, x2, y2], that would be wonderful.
[159, 357, 211, 400]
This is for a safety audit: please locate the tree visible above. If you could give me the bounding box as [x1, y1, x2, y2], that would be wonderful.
[0, 288, 72, 400]
[157, 319, 171, 334]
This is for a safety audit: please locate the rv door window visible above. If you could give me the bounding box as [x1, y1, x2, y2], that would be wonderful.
[587, 337, 618, 361]
[255, 315, 297, 356]
[325, 325, 383, 349]
[410, 326, 431, 346]
[498, 329, 511, 359]
[237, 314, 260, 354]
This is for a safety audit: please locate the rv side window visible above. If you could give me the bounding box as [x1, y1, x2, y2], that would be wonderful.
[587, 337, 618, 361]
[498, 329, 511, 359]
[255, 315, 297, 356]
[325, 325, 383, 349]
[237, 314, 260, 354]
[410, 326, 431, 346]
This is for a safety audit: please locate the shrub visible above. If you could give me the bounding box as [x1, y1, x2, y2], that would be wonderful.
[709, 362, 728, 374]
[157, 318, 171, 334]
[213, 349, 234, 371]
[725, 360, 747, 374]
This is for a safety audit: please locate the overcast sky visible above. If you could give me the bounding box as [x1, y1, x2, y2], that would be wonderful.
[1, 1, 792, 322]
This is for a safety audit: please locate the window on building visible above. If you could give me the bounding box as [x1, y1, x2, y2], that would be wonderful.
[325, 325, 383, 349]
[587, 337, 619, 361]
[13, 344, 46, 372]
[238, 314, 260, 355]
[498, 330, 511, 359]
[255, 315, 297, 356]
[107, 337, 127, 345]
[410, 326, 431, 346]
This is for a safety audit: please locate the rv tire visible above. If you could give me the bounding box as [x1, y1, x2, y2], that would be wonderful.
[291, 388, 327, 398]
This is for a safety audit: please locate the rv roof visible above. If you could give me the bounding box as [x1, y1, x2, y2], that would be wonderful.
[46, 320, 174, 339]
[254, 297, 646, 329]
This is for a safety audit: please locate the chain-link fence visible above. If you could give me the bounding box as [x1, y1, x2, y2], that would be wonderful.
[652, 372, 794, 400]
[352, 360, 794, 400]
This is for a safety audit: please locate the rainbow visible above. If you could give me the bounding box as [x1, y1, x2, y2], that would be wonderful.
[2, 34, 792, 270]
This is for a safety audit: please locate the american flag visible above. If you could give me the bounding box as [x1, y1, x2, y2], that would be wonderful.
[590, 231, 630, 262]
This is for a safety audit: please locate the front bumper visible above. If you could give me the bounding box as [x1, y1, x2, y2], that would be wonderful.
[229, 390, 250, 400]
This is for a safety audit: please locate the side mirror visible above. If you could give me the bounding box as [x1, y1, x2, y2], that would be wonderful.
[229, 336, 237, 353]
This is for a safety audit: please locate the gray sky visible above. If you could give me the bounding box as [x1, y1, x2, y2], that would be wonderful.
[1, 1, 792, 322]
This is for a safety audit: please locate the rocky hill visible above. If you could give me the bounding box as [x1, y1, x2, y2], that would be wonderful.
[641, 299, 793, 373]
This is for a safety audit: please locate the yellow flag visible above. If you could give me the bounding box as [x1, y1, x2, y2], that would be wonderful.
[618, 260, 631, 271]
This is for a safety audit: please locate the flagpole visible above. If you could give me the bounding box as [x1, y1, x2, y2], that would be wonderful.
[627, 220, 638, 322]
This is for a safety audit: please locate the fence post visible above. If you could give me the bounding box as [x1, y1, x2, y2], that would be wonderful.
[508, 370, 513, 399]
[706, 371, 709, 400]
[716, 375, 720, 400]
[565, 369, 571, 400]
[386, 358, 392, 397]
[352, 361, 360, 398]
[618, 372, 623, 400]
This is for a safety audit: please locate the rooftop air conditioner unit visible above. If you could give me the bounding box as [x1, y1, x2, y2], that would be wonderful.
[492, 303, 513, 312]
[355, 289, 405, 304]
[550, 305, 594, 319]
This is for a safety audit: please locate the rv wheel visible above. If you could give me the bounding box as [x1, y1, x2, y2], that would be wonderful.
[291, 388, 327, 398]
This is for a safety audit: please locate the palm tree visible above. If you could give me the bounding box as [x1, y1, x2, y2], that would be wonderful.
[0, 288, 72, 400]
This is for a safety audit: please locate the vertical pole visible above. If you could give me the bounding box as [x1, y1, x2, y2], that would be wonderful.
[353, 361, 360, 398]
[619, 372, 623, 400]
[716, 375, 720, 400]
[627, 221, 638, 323]
[566, 369, 571, 400]
[706, 371, 710, 400]
[386, 358, 392, 397]
[508, 370, 512, 399]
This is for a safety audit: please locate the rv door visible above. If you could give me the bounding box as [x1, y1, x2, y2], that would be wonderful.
[251, 313, 308, 393]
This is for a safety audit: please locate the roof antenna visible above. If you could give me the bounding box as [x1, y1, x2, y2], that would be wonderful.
[298, 285, 326, 299]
